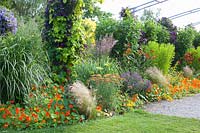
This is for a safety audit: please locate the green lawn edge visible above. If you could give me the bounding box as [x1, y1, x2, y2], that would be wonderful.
[6, 110, 200, 133]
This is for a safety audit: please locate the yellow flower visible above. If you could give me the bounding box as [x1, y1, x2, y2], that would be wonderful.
[126, 100, 134, 107]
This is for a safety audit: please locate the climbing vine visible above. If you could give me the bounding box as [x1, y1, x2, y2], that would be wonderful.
[44, 0, 85, 83]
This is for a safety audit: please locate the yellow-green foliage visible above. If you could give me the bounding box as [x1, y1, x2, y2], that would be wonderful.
[82, 19, 96, 45]
[144, 41, 175, 74]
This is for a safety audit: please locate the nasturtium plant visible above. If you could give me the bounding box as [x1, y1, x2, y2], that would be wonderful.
[43, 0, 85, 83]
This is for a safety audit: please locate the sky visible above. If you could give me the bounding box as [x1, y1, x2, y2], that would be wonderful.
[99, 0, 200, 30]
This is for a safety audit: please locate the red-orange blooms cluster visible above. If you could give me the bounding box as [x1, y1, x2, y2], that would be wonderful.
[0, 85, 83, 129]
[169, 78, 200, 96]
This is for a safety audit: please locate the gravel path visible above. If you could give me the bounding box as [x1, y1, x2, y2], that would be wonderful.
[144, 94, 200, 119]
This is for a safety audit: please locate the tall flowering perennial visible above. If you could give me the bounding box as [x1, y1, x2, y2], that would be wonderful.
[43, 0, 85, 83]
[0, 7, 17, 35]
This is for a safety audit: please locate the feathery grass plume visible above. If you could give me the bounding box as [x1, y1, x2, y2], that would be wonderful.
[146, 67, 169, 87]
[183, 66, 193, 78]
[69, 81, 96, 119]
[96, 34, 117, 56]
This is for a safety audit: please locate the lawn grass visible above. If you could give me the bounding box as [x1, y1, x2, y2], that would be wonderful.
[6, 110, 200, 133]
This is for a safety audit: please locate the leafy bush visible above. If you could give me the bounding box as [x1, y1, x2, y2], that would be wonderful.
[193, 31, 200, 48]
[158, 17, 177, 44]
[143, 20, 159, 42]
[144, 41, 175, 74]
[0, 20, 49, 103]
[72, 56, 120, 84]
[88, 74, 122, 110]
[175, 27, 195, 61]
[111, 15, 141, 60]
[120, 71, 152, 96]
[95, 16, 118, 40]
[157, 26, 170, 44]
[146, 67, 169, 87]
[0, 6, 17, 35]
[183, 47, 200, 71]
[43, 0, 85, 83]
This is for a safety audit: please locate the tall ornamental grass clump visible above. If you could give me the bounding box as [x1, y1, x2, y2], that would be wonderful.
[0, 20, 49, 103]
[144, 41, 175, 74]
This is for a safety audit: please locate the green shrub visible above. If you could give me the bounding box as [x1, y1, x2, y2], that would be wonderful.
[143, 20, 159, 42]
[111, 15, 141, 60]
[184, 47, 200, 71]
[193, 31, 200, 48]
[157, 26, 170, 44]
[88, 74, 122, 110]
[0, 20, 49, 103]
[95, 16, 118, 40]
[144, 41, 175, 74]
[175, 27, 195, 61]
[72, 56, 120, 84]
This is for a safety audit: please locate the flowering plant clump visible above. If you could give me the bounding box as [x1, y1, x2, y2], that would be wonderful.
[121, 71, 152, 96]
[169, 78, 200, 98]
[146, 77, 200, 102]
[0, 6, 17, 35]
[0, 84, 84, 130]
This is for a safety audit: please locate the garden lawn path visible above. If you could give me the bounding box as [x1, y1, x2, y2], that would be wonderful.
[144, 94, 200, 119]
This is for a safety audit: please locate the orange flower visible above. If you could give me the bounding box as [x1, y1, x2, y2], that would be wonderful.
[96, 106, 102, 111]
[132, 94, 138, 102]
[55, 111, 59, 115]
[69, 104, 73, 109]
[16, 108, 20, 115]
[48, 103, 51, 109]
[65, 110, 70, 116]
[46, 111, 50, 118]
[5, 109, 12, 116]
[2, 114, 7, 119]
[18, 115, 24, 121]
[26, 116, 31, 122]
[42, 120, 46, 124]
[55, 94, 61, 101]
[34, 107, 40, 113]
[0, 108, 5, 112]
[60, 86, 65, 92]
[3, 123, 9, 128]
[32, 113, 38, 118]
